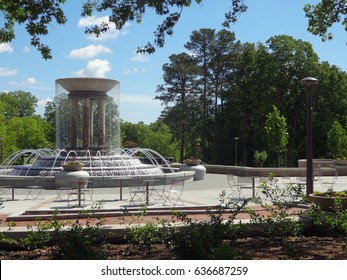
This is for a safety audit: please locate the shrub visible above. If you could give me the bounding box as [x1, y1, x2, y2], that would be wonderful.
[55, 218, 107, 259]
[308, 197, 347, 235]
[247, 174, 303, 237]
[127, 221, 171, 251]
[19, 221, 53, 251]
[254, 150, 267, 167]
[53, 207, 108, 260]
[169, 196, 248, 259]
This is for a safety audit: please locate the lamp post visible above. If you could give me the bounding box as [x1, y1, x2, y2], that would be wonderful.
[234, 137, 238, 166]
[285, 132, 289, 167]
[0, 137, 3, 164]
[196, 142, 201, 160]
[302, 77, 318, 196]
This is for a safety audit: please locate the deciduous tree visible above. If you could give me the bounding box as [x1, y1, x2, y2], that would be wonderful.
[327, 120, 347, 159]
[0, 90, 38, 119]
[304, 0, 347, 41]
[1, 1, 345, 59]
[0, 0, 67, 59]
[264, 105, 288, 167]
[82, 0, 247, 53]
[0, 0, 247, 58]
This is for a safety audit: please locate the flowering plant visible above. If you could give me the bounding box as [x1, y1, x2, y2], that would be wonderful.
[309, 173, 347, 210]
[61, 158, 85, 170]
[184, 157, 201, 166]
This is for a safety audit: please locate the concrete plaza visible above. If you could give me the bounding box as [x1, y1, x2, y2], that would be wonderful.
[1, 173, 346, 224]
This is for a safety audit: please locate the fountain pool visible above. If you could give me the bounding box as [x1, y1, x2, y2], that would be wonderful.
[0, 147, 193, 189]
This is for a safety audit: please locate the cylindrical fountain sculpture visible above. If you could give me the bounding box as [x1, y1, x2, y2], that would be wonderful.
[55, 77, 120, 154]
[55, 78, 120, 188]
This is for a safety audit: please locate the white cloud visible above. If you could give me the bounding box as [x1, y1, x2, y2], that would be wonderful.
[88, 28, 128, 41]
[68, 44, 112, 59]
[0, 43, 13, 53]
[37, 97, 52, 108]
[8, 77, 38, 86]
[0, 67, 18, 76]
[131, 53, 149, 62]
[78, 15, 109, 27]
[123, 67, 147, 75]
[25, 77, 37, 85]
[74, 59, 112, 77]
[22, 46, 30, 53]
[123, 68, 139, 75]
[120, 94, 162, 123]
[78, 16, 129, 41]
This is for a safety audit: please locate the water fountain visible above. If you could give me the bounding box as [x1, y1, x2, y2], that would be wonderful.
[0, 77, 194, 189]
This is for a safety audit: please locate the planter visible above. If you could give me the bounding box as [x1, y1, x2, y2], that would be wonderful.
[309, 193, 347, 211]
[184, 159, 201, 166]
[61, 163, 84, 171]
[55, 169, 90, 189]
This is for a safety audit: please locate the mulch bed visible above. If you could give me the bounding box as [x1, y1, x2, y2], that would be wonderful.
[1, 235, 347, 260]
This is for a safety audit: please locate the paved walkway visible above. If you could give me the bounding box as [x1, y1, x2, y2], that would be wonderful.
[0, 173, 346, 233]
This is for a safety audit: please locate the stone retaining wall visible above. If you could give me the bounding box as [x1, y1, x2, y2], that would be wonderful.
[204, 165, 337, 177]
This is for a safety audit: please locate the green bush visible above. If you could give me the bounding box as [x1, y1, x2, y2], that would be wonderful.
[55, 219, 107, 259]
[169, 198, 248, 260]
[127, 221, 171, 251]
[254, 150, 267, 167]
[247, 174, 303, 237]
[20, 221, 52, 251]
[308, 198, 347, 236]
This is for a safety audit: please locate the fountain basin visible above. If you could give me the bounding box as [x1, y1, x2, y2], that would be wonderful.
[0, 171, 194, 189]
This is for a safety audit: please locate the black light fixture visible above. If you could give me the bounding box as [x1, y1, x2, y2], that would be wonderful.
[234, 137, 238, 166]
[302, 77, 318, 196]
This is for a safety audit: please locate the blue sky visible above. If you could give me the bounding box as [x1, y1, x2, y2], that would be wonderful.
[0, 0, 346, 124]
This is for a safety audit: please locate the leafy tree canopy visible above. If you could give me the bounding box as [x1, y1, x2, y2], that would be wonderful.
[327, 120, 347, 159]
[0, 0, 246, 58]
[5, 116, 54, 155]
[0, 90, 38, 119]
[0, 0, 67, 59]
[304, 0, 347, 41]
[1, 1, 345, 59]
[121, 120, 179, 158]
[81, 0, 247, 53]
[264, 105, 288, 153]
